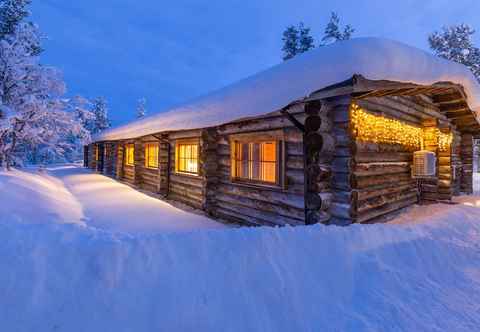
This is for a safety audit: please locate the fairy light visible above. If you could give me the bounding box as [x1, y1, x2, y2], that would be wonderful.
[350, 103, 453, 152]
[350, 103, 423, 150]
[437, 130, 453, 152]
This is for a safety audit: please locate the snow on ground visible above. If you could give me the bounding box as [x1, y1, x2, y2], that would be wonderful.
[0, 167, 85, 225]
[0, 165, 225, 234]
[1, 168, 480, 331]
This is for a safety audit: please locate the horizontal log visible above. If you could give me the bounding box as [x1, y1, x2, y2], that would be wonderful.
[355, 181, 416, 201]
[357, 190, 417, 214]
[355, 152, 412, 163]
[329, 202, 352, 219]
[356, 195, 418, 223]
[216, 193, 304, 220]
[354, 162, 410, 177]
[217, 183, 304, 209]
[216, 201, 303, 226]
[354, 172, 411, 189]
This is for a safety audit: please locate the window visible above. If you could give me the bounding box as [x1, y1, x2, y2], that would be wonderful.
[232, 140, 278, 184]
[95, 145, 99, 161]
[145, 143, 159, 168]
[125, 144, 134, 166]
[175, 140, 199, 175]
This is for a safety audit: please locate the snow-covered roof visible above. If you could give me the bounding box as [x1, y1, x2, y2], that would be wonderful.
[94, 37, 480, 142]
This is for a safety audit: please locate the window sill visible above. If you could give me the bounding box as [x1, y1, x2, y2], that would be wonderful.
[230, 179, 285, 192]
[174, 171, 200, 178]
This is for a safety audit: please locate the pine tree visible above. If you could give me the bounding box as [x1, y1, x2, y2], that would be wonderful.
[0, 0, 41, 54]
[282, 22, 315, 61]
[429, 24, 480, 82]
[282, 25, 299, 61]
[136, 98, 147, 119]
[0, 0, 30, 38]
[90, 97, 111, 135]
[298, 22, 315, 53]
[321, 12, 355, 45]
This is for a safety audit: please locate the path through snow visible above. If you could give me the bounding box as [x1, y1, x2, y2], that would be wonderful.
[0, 165, 225, 234]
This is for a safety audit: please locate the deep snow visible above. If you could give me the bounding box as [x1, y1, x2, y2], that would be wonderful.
[1, 167, 480, 331]
[0, 165, 224, 234]
[95, 38, 480, 141]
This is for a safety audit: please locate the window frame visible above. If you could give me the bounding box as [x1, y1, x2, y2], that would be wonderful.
[144, 142, 159, 169]
[124, 143, 135, 166]
[229, 130, 285, 189]
[175, 138, 200, 176]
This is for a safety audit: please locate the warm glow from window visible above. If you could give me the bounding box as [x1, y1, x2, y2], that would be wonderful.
[232, 141, 277, 184]
[176, 141, 199, 174]
[125, 144, 134, 166]
[95, 146, 99, 161]
[145, 143, 159, 168]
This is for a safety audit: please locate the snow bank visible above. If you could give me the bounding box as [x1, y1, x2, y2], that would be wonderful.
[0, 167, 85, 225]
[1, 208, 480, 331]
[48, 165, 225, 234]
[95, 37, 480, 141]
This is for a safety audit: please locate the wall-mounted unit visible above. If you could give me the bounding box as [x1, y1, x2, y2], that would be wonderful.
[412, 150, 436, 178]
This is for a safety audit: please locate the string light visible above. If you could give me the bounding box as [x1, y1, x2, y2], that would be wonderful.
[350, 103, 453, 152]
[437, 129, 453, 152]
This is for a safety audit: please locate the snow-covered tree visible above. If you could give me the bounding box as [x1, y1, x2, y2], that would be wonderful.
[429, 24, 480, 82]
[321, 12, 354, 45]
[0, 0, 30, 37]
[0, 4, 91, 168]
[282, 22, 315, 61]
[0, 21, 66, 168]
[0, 0, 41, 54]
[136, 97, 147, 119]
[89, 97, 110, 135]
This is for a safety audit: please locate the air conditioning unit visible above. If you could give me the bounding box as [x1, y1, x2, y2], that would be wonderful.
[412, 150, 436, 178]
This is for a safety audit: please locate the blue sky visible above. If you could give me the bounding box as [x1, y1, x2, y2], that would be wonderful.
[32, 0, 480, 126]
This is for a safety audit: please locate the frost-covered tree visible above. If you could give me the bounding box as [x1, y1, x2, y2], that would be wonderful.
[90, 97, 110, 135]
[321, 12, 354, 45]
[0, 0, 41, 54]
[429, 24, 480, 82]
[0, 0, 90, 168]
[0, 23, 65, 168]
[282, 22, 315, 61]
[136, 97, 147, 119]
[0, 0, 29, 37]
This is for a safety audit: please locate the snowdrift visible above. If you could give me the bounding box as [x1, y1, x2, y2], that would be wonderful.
[0, 168, 85, 225]
[1, 215, 479, 331]
[95, 37, 480, 141]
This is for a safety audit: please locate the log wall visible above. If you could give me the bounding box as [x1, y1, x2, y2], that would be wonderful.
[461, 133, 474, 194]
[341, 96, 444, 223]
[168, 130, 205, 209]
[215, 111, 305, 226]
[121, 140, 136, 185]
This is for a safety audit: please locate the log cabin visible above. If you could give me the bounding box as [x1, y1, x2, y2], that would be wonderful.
[86, 38, 480, 226]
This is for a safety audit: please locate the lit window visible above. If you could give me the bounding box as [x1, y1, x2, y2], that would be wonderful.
[95, 145, 99, 161]
[145, 143, 159, 168]
[175, 140, 199, 175]
[232, 141, 277, 184]
[125, 144, 134, 166]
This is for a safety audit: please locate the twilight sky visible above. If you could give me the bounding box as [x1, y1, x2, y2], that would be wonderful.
[32, 0, 480, 126]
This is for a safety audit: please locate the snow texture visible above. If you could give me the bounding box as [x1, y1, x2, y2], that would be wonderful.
[0, 165, 224, 234]
[1, 167, 480, 331]
[95, 37, 480, 142]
